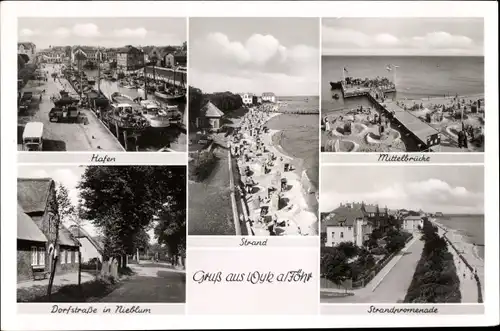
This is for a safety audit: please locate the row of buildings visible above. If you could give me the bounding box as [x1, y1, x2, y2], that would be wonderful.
[239, 92, 277, 105]
[320, 202, 425, 247]
[18, 42, 188, 71]
[17, 178, 103, 282]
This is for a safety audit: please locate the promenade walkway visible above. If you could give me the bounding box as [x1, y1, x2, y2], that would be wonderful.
[321, 234, 424, 303]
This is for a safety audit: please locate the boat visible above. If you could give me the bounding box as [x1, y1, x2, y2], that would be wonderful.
[101, 102, 150, 131]
[139, 100, 172, 128]
[330, 81, 342, 89]
[154, 89, 186, 102]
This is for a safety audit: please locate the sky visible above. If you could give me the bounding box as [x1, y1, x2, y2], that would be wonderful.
[322, 18, 484, 56]
[320, 165, 484, 214]
[189, 18, 320, 96]
[18, 17, 186, 49]
[17, 165, 157, 243]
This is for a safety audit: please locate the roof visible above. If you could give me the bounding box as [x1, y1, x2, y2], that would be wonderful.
[262, 92, 275, 97]
[404, 215, 423, 221]
[321, 206, 365, 232]
[173, 51, 187, 57]
[22, 122, 44, 139]
[58, 225, 80, 247]
[68, 225, 104, 253]
[116, 46, 143, 54]
[17, 204, 48, 243]
[383, 101, 439, 145]
[18, 178, 53, 214]
[201, 101, 224, 118]
[363, 205, 378, 213]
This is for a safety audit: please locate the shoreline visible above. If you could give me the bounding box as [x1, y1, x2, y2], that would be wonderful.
[231, 109, 318, 236]
[430, 217, 484, 303]
[266, 113, 319, 211]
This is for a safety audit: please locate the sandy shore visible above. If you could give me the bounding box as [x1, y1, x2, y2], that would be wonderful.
[232, 110, 318, 236]
[431, 218, 484, 303]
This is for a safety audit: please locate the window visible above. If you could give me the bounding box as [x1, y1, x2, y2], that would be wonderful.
[65, 250, 69, 264]
[39, 247, 45, 266]
[60, 249, 65, 264]
[31, 247, 38, 266]
[331, 231, 335, 238]
[340, 232, 344, 238]
[348, 226, 352, 231]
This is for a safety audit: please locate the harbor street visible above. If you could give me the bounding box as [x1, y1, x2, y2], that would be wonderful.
[18, 64, 124, 151]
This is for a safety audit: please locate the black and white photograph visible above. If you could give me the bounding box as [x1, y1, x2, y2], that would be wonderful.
[187, 18, 319, 236]
[319, 165, 484, 304]
[321, 18, 485, 152]
[18, 18, 187, 152]
[17, 165, 186, 303]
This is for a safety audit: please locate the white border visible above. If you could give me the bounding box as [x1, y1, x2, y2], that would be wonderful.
[2, 1, 499, 329]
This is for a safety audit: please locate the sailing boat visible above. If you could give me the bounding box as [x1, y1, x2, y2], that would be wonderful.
[154, 67, 186, 102]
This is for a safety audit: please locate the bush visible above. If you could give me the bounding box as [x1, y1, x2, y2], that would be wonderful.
[188, 150, 218, 182]
[404, 219, 461, 303]
[370, 247, 387, 255]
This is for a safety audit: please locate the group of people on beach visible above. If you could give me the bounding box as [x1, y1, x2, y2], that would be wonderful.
[228, 106, 304, 236]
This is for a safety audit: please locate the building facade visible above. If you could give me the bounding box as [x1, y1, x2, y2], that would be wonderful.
[321, 203, 372, 247]
[165, 51, 187, 68]
[17, 178, 80, 282]
[403, 215, 424, 233]
[116, 46, 145, 71]
[196, 101, 224, 130]
[262, 92, 276, 103]
[240, 93, 254, 105]
[69, 225, 103, 262]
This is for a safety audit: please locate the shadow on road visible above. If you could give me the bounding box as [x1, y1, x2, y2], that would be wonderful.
[99, 273, 186, 303]
[44, 139, 67, 151]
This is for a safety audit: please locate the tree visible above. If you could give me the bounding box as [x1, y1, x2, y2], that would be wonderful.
[320, 247, 351, 287]
[336, 242, 358, 259]
[78, 166, 186, 269]
[182, 41, 187, 51]
[188, 86, 205, 127]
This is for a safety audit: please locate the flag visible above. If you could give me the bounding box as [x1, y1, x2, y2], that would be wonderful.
[386, 65, 392, 72]
[343, 66, 348, 74]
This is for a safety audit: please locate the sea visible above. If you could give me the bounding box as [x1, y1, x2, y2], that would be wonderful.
[321, 56, 485, 112]
[435, 214, 485, 260]
[266, 95, 319, 190]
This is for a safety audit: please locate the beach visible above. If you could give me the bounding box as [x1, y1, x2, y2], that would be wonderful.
[230, 108, 318, 236]
[431, 217, 484, 303]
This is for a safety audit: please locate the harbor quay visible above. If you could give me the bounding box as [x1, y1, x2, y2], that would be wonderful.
[18, 63, 124, 152]
[17, 18, 187, 152]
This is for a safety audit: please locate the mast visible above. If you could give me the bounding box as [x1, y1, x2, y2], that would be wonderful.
[97, 46, 101, 93]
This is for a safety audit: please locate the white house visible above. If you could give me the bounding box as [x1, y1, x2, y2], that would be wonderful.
[321, 204, 371, 247]
[240, 93, 254, 105]
[68, 225, 103, 262]
[262, 92, 276, 103]
[18, 42, 36, 63]
[403, 215, 424, 233]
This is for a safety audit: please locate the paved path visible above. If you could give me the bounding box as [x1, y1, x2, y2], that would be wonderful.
[18, 63, 123, 151]
[17, 271, 95, 289]
[321, 234, 424, 303]
[99, 263, 185, 303]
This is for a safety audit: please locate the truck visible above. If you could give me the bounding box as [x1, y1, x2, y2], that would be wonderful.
[49, 106, 80, 123]
[22, 122, 44, 151]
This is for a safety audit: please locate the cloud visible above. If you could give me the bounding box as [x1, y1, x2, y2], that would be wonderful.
[322, 24, 480, 55]
[411, 31, 474, 49]
[19, 28, 40, 37]
[191, 32, 318, 94]
[53, 27, 71, 38]
[72, 23, 100, 37]
[320, 179, 483, 214]
[113, 27, 148, 39]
